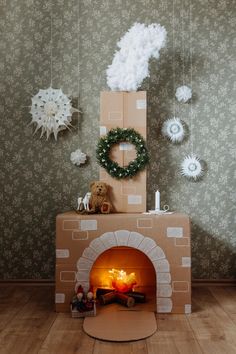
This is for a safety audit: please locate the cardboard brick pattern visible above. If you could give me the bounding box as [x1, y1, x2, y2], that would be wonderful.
[99, 91, 147, 213]
[55, 212, 191, 314]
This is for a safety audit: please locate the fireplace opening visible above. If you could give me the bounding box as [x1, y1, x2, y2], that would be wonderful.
[89, 246, 156, 311]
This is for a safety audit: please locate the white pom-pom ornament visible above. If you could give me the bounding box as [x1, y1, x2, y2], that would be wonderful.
[181, 154, 203, 180]
[30, 87, 79, 140]
[162, 117, 185, 143]
[175, 85, 192, 103]
[70, 149, 87, 166]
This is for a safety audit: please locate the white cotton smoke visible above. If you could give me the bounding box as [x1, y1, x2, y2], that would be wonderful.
[106, 23, 167, 92]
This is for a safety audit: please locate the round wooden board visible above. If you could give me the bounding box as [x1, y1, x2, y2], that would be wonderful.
[83, 311, 157, 342]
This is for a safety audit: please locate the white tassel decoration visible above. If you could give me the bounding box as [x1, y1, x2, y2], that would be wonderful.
[162, 117, 185, 143]
[181, 154, 203, 180]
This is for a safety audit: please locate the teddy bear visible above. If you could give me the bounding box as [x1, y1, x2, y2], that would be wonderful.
[89, 181, 112, 214]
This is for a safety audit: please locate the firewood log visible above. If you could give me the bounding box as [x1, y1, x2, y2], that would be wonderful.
[125, 291, 146, 303]
[116, 292, 135, 308]
[96, 287, 114, 298]
[99, 291, 116, 305]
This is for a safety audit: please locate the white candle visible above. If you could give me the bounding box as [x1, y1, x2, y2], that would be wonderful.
[155, 190, 160, 210]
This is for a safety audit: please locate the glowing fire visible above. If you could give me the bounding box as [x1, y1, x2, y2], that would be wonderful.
[108, 268, 137, 293]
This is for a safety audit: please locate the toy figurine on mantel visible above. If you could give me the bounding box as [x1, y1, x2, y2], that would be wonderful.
[76, 192, 91, 212]
[146, 189, 173, 215]
[76, 181, 113, 214]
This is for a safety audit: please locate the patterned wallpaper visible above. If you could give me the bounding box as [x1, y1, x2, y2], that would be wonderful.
[1, 0, 235, 280]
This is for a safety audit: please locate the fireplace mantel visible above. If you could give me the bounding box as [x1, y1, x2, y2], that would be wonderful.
[55, 211, 191, 314]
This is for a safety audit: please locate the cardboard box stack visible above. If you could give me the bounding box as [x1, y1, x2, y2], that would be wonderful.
[99, 91, 147, 213]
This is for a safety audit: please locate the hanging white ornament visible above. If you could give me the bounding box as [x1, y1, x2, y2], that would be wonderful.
[180, 154, 203, 180]
[70, 149, 87, 166]
[30, 87, 79, 140]
[162, 117, 185, 143]
[175, 85, 192, 103]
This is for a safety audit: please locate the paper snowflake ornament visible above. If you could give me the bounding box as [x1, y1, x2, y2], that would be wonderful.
[162, 117, 185, 143]
[175, 85, 192, 103]
[107, 22, 167, 91]
[70, 149, 87, 166]
[181, 154, 203, 180]
[30, 87, 79, 140]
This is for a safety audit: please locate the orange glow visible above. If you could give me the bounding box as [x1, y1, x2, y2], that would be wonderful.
[109, 268, 137, 293]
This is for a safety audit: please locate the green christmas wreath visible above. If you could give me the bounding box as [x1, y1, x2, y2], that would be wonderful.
[96, 127, 149, 179]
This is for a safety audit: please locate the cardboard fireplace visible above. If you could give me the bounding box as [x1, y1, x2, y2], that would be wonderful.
[55, 91, 191, 314]
[55, 212, 191, 314]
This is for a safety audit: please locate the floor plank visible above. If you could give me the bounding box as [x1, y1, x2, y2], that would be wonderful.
[0, 285, 34, 333]
[0, 286, 56, 354]
[38, 313, 94, 354]
[187, 287, 236, 354]
[147, 337, 202, 354]
[208, 286, 236, 324]
[93, 339, 147, 354]
[147, 314, 203, 354]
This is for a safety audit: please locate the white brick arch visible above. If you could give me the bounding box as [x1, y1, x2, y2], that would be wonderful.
[75, 230, 173, 313]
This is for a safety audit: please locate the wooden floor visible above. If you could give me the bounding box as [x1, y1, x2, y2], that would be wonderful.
[0, 285, 236, 354]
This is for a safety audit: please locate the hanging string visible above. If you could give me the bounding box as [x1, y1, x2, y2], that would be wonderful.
[172, 0, 176, 117]
[189, 0, 193, 154]
[180, 0, 204, 180]
[77, 0, 80, 113]
[181, 0, 185, 85]
[50, 2, 53, 87]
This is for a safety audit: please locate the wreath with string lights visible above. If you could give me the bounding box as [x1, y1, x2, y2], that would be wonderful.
[96, 127, 149, 179]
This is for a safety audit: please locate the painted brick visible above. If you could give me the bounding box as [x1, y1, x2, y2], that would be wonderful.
[72, 230, 88, 240]
[63, 220, 79, 230]
[173, 281, 189, 292]
[167, 227, 183, 238]
[137, 218, 153, 228]
[175, 237, 190, 246]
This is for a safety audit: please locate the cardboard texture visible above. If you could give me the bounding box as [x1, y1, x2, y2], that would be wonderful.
[83, 311, 157, 341]
[55, 211, 191, 314]
[99, 91, 147, 213]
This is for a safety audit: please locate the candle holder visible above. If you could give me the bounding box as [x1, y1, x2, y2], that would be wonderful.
[146, 205, 172, 215]
[144, 190, 173, 215]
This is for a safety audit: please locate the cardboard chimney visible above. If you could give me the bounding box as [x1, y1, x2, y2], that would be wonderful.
[99, 91, 147, 213]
